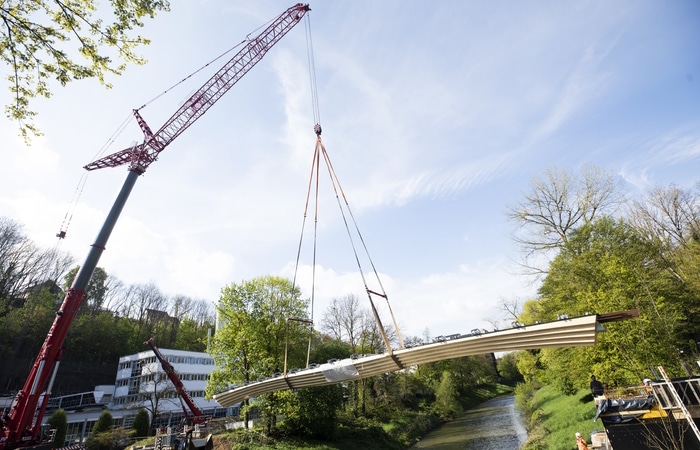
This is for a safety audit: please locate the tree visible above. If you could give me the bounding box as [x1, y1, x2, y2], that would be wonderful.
[507, 165, 626, 275]
[174, 317, 208, 352]
[308, 335, 353, 363]
[497, 352, 524, 385]
[321, 294, 366, 351]
[171, 297, 215, 351]
[0, 216, 29, 304]
[88, 410, 117, 450]
[138, 364, 180, 429]
[65, 310, 131, 363]
[535, 217, 688, 388]
[285, 385, 344, 439]
[47, 408, 68, 448]
[433, 371, 461, 419]
[629, 184, 700, 250]
[132, 408, 150, 438]
[449, 354, 498, 389]
[63, 266, 110, 315]
[119, 282, 170, 345]
[1, 0, 170, 140]
[5, 286, 59, 359]
[92, 410, 114, 435]
[207, 275, 309, 428]
[629, 184, 700, 355]
[629, 184, 700, 283]
[0, 216, 73, 307]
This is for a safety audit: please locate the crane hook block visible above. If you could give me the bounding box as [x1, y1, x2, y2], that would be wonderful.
[314, 123, 322, 136]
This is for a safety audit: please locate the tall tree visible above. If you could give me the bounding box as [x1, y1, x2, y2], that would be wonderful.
[207, 275, 309, 428]
[433, 371, 461, 419]
[629, 184, 700, 249]
[122, 282, 169, 345]
[63, 266, 110, 315]
[6, 286, 58, 358]
[1, 0, 170, 140]
[535, 217, 687, 388]
[507, 165, 626, 275]
[629, 184, 700, 281]
[629, 184, 700, 353]
[209, 276, 309, 388]
[321, 294, 371, 352]
[0, 216, 73, 307]
[91, 409, 114, 435]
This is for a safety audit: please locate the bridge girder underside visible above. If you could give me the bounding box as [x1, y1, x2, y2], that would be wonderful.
[214, 313, 629, 407]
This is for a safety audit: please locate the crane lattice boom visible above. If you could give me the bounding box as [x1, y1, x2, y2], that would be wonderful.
[84, 3, 310, 172]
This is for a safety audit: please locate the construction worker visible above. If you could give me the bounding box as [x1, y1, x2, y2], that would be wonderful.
[575, 432, 589, 450]
[590, 375, 604, 396]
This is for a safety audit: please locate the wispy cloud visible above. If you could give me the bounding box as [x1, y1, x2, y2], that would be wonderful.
[347, 152, 512, 210]
[620, 124, 700, 191]
[526, 37, 620, 148]
[281, 256, 539, 339]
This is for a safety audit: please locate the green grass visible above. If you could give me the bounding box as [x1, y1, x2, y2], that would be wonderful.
[523, 385, 603, 449]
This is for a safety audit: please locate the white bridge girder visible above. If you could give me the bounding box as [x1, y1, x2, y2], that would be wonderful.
[213, 312, 627, 408]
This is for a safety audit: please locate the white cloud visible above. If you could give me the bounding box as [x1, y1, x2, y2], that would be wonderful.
[278, 256, 538, 341]
[619, 125, 700, 191]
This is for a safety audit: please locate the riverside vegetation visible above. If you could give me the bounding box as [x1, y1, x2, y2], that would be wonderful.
[515, 382, 601, 450]
[122, 384, 514, 450]
[6, 167, 700, 449]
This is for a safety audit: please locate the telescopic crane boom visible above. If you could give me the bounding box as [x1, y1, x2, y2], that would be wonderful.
[0, 5, 309, 450]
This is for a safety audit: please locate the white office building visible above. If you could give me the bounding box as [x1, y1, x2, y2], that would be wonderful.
[43, 347, 235, 445]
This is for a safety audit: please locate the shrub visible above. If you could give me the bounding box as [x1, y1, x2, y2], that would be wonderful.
[92, 410, 114, 435]
[132, 408, 150, 438]
[47, 409, 68, 448]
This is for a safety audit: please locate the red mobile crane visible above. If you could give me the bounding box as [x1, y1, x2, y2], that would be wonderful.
[0, 4, 310, 450]
[144, 339, 208, 427]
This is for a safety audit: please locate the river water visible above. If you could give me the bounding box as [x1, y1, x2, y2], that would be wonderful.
[411, 395, 528, 449]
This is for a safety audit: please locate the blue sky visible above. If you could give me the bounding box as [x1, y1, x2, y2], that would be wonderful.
[1, 0, 699, 340]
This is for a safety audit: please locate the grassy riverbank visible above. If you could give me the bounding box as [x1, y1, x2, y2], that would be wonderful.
[517, 383, 601, 449]
[206, 383, 513, 450]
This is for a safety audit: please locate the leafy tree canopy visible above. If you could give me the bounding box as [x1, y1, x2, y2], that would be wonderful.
[1, 0, 170, 141]
[207, 275, 310, 396]
[63, 266, 109, 314]
[531, 217, 688, 388]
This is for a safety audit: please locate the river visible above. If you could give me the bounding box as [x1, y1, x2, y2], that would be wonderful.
[410, 395, 527, 449]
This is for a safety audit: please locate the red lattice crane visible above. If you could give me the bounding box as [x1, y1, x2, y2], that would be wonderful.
[144, 339, 208, 427]
[85, 3, 310, 172]
[0, 4, 309, 450]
